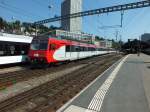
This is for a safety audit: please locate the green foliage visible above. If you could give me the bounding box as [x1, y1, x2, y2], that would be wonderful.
[95, 35, 105, 41]
[0, 17, 60, 35]
[0, 17, 4, 29]
[112, 40, 123, 49]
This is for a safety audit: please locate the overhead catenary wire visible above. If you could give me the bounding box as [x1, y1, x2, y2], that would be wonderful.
[82, 1, 95, 34]
[124, 8, 149, 28]
[0, 1, 43, 19]
[31, 0, 50, 9]
[0, 4, 33, 21]
[98, 11, 124, 29]
[34, 0, 150, 25]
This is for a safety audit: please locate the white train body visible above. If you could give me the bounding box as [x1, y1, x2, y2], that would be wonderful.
[0, 33, 33, 65]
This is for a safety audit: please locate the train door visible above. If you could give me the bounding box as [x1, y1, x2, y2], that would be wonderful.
[65, 45, 71, 60]
[74, 46, 79, 60]
[50, 42, 65, 61]
[77, 46, 80, 59]
[57, 43, 65, 60]
[77, 43, 80, 59]
[49, 42, 55, 62]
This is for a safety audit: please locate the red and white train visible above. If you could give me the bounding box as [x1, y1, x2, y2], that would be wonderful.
[28, 30, 114, 65]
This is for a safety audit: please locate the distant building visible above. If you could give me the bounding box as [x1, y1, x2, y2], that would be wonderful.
[89, 39, 112, 48]
[93, 41, 100, 46]
[52, 30, 94, 43]
[61, 0, 82, 33]
[99, 40, 112, 48]
[141, 33, 150, 43]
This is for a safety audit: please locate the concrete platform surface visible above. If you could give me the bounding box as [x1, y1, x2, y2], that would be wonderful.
[57, 54, 150, 112]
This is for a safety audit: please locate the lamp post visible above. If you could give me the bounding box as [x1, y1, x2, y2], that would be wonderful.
[115, 30, 119, 53]
[11, 16, 15, 33]
[138, 36, 141, 56]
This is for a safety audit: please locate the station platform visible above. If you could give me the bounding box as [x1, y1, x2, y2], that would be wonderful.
[57, 54, 150, 112]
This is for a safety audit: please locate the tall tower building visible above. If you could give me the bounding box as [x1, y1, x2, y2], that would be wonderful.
[61, 0, 82, 33]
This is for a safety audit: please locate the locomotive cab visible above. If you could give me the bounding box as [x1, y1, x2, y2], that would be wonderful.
[28, 37, 49, 64]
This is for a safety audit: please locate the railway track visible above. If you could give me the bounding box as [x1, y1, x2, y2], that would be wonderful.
[30, 56, 120, 112]
[0, 54, 123, 112]
[0, 54, 113, 90]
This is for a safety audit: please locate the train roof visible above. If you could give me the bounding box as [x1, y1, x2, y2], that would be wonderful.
[0, 33, 33, 43]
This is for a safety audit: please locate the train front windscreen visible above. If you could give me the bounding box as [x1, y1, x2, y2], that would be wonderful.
[30, 39, 48, 51]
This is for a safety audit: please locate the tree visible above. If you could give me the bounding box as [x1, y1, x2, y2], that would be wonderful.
[13, 20, 21, 33]
[49, 25, 59, 30]
[5, 22, 13, 33]
[38, 24, 49, 34]
[22, 22, 33, 34]
[95, 35, 105, 41]
[0, 17, 6, 30]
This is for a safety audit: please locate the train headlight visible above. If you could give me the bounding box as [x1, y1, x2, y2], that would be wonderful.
[34, 53, 39, 57]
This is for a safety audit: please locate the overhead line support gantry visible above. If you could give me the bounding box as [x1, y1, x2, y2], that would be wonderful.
[34, 0, 150, 25]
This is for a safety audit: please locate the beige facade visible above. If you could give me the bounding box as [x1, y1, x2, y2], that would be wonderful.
[61, 0, 82, 33]
[99, 40, 112, 48]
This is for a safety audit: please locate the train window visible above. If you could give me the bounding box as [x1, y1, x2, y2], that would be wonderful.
[61, 35, 66, 40]
[0, 44, 4, 56]
[66, 45, 70, 52]
[71, 46, 75, 52]
[0, 41, 30, 56]
[79, 47, 82, 51]
[90, 47, 92, 51]
[82, 47, 84, 51]
[39, 43, 48, 50]
[4, 44, 11, 55]
[10, 45, 15, 51]
[81, 47, 84, 51]
[84, 47, 88, 51]
[21, 44, 29, 55]
[66, 46, 90, 52]
[81, 47, 83, 51]
[0, 44, 3, 50]
[31, 43, 39, 50]
[98, 48, 102, 51]
[15, 45, 21, 55]
[0, 51, 4, 55]
[75, 46, 80, 52]
[81, 47, 86, 52]
[10, 45, 15, 55]
[101, 48, 104, 51]
[31, 43, 47, 50]
[88, 47, 91, 51]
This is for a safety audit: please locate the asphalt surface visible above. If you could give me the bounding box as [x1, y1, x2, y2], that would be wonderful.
[57, 54, 150, 112]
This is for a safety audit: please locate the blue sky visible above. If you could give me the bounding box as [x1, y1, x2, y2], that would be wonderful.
[0, 0, 150, 42]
